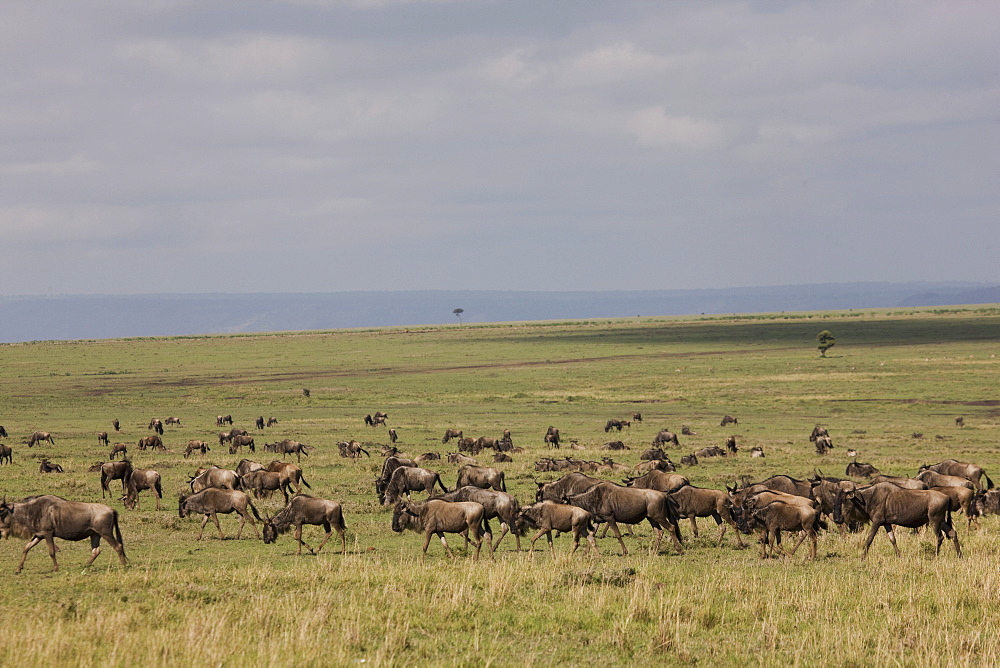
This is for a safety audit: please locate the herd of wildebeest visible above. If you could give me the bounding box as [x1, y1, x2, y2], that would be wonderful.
[0, 410, 995, 572]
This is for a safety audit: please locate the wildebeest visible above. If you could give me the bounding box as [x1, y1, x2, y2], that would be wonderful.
[447, 452, 477, 466]
[915, 469, 975, 492]
[493, 452, 513, 463]
[415, 452, 441, 463]
[681, 425, 696, 436]
[121, 469, 163, 510]
[338, 441, 371, 459]
[264, 439, 313, 462]
[27, 431, 55, 447]
[972, 489, 1000, 517]
[632, 412, 643, 423]
[605, 419, 630, 432]
[955, 416, 964, 428]
[680, 453, 699, 467]
[382, 466, 448, 505]
[694, 446, 727, 459]
[137, 435, 165, 451]
[236, 459, 265, 477]
[255, 416, 265, 430]
[263, 494, 347, 555]
[602, 441, 629, 451]
[388, 428, 398, 443]
[535, 472, 604, 503]
[242, 470, 296, 503]
[109, 443, 128, 460]
[814, 435, 834, 454]
[930, 485, 976, 528]
[442, 429, 463, 444]
[265, 461, 311, 495]
[544, 426, 561, 448]
[519, 500, 598, 556]
[147, 418, 164, 435]
[836, 483, 961, 559]
[0, 426, 7, 438]
[188, 466, 241, 493]
[626, 470, 690, 493]
[0, 495, 127, 573]
[652, 430, 679, 447]
[267, 417, 278, 427]
[39, 459, 63, 473]
[750, 446, 765, 458]
[846, 461, 880, 478]
[178, 488, 261, 540]
[456, 437, 479, 454]
[392, 499, 491, 560]
[632, 458, 676, 474]
[437, 486, 522, 552]
[733, 500, 824, 560]
[184, 440, 211, 458]
[0, 445, 11, 465]
[668, 484, 745, 548]
[374, 456, 415, 502]
[227, 435, 255, 455]
[112, 419, 120, 432]
[809, 425, 829, 442]
[725, 436, 738, 454]
[216, 414, 233, 426]
[96, 461, 133, 498]
[455, 465, 506, 492]
[164, 417, 181, 426]
[720, 415, 738, 427]
[564, 482, 684, 556]
[475, 436, 503, 451]
[380, 445, 405, 458]
[870, 475, 928, 490]
[919, 460, 993, 491]
[97, 432, 110, 446]
[639, 447, 668, 461]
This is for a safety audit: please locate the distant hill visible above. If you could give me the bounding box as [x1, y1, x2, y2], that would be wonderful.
[1, 282, 997, 343]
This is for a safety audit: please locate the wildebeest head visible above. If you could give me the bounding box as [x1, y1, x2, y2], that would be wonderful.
[178, 494, 191, 518]
[391, 501, 419, 533]
[262, 516, 279, 544]
[0, 497, 12, 538]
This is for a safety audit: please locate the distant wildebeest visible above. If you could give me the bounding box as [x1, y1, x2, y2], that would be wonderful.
[0, 426, 6, 438]
[442, 429, 463, 444]
[680, 453, 699, 467]
[97, 432, 110, 446]
[382, 466, 448, 505]
[216, 414, 233, 426]
[242, 469, 296, 504]
[846, 461, 880, 478]
[184, 440, 211, 458]
[178, 488, 261, 540]
[564, 482, 684, 556]
[0, 445, 12, 465]
[604, 419, 630, 432]
[95, 461, 133, 498]
[447, 452, 477, 466]
[475, 436, 502, 451]
[255, 416, 265, 430]
[392, 499, 492, 560]
[27, 431, 55, 447]
[236, 459, 265, 477]
[39, 459, 63, 473]
[229, 434, 256, 454]
[137, 435, 165, 451]
[112, 419, 120, 432]
[639, 447, 668, 461]
[669, 484, 746, 548]
[455, 465, 506, 492]
[919, 460, 993, 491]
[535, 472, 604, 503]
[164, 417, 181, 426]
[493, 452, 513, 463]
[681, 425, 696, 436]
[364, 413, 388, 427]
[972, 490, 1000, 518]
[694, 446, 727, 459]
[519, 500, 597, 557]
[456, 437, 479, 454]
[438, 486, 522, 552]
[266, 461, 311, 495]
[733, 500, 824, 560]
[108, 443, 128, 460]
[338, 441, 371, 458]
[302, 388, 310, 397]
[736, 475, 814, 500]
[720, 415, 738, 427]
[0, 495, 127, 573]
[415, 452, 441, 463]
[750, 447, 765, 458]
[188, 466, 241, 493]
[121, 469, 163, 511]
[955, 416, 964, 428]
[601, 441, 629, 451]
[809, 425, 829, 442]
[388, 428, 398, 443]
[147, 418, 164, 435]
[632, 412, 643, 423]
[544, 426, 560, 448]
[814, 435, 834, 455]
[264, 439, 312, 462]
[625, 470, 690, 494]
[263, 495, 347, 555]
[652, 430, 679, 447]
[835, 482, 961, 559]
[267, 417, 278, 427]
[725, 436, 738, 454]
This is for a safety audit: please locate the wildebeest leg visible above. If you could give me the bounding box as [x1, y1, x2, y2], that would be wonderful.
[315, 522, 332, 554]
[295, 524, 312, 555]
[437, 531, 454, 559]
[607, 521, 628, 556]
[528, 528, 547, 555]
[883, 525, 903, 558]
[15, 536, 45, 573]
[85, 534, 103, 568]
[860, 523, 883, 560]
[492, 521, 511, 553]
[689, 516, 699, 538]
[945, 519, 962, 558]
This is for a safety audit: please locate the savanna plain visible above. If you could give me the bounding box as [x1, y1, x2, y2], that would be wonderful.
[2, 309, 1000, 666]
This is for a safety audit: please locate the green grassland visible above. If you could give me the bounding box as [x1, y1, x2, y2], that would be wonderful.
[2, 308, 1000, 666]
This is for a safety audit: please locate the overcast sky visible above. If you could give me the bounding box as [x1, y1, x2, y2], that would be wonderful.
[1, 1, 997, 296]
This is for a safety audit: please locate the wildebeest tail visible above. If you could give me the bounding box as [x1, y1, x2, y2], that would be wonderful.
[300, 472, 312, 489]
[360, 447, 370, 458]
[985, 472, 994, 490]
[814, 515, 829, 533]
[248, 500, 263, 522]
[435, 474, 449, 494]
[500, 473, 507, 493]
[113, 510, 128, 562]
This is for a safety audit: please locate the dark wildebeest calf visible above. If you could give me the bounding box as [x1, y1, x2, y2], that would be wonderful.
[263, 494, 347, 555]
[0, 445, 11, 465]
[519, 500, 598, 557]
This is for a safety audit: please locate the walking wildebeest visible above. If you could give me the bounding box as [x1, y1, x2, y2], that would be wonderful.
[178, 488, 261, 540]
[919, 460, 993, 491]
[535, 472, 604, 503]
[265, 461, 311, 495]
[97, 432, 110, 446]
[112, 419, 120, 432]
[392, 499, 492, 560]
[39, 459, 63, 473]
[338, 441, 370, 458]
[930, 485, 976, 529]
[720, 415, 738, 427]
[870, 475, 928, 490]
[243, 470, 295, 503]
[229, 434, 255, 454]
[382, 466, 448, 505]
[164, 417, 181, 426]
[184, 440, 211, 458]
[147, 418, 163, 435]
[733, 500, 825, 560]
[137, 435, 165, 451]
[846, 461, 880, 478]
[188, 466, 241, 493]
[564, 482, 684, 556]
[263, 494, 347, 555]
[915, 469, 975, 492]
[834, 482, 962, 560]
[519, 500, 598, 557]
[652, 430, 679, 447]
[438, 486, 522, 552]
[217, 414, 233, 426]
[121, 469, 163, 511]
[0, 495, 127, 573]
[626, 470, 690, 494]
[0, 445, 11, 465]
[442, 429, 463, 444]
[27, 431, 55, 447]
[668, 484, 746, 548]
[265, 439, 312, 462]
[96, 461, 133, 498]
[109, 443, 128, 460]
[455, 465, 506, 492]
[267, 417, 278, 427]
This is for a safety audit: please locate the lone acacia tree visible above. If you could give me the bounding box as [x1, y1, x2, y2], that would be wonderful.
[453, 308, 464, 325]
[817, 330, 836, 357]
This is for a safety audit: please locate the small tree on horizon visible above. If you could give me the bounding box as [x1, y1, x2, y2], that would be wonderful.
[453, 308, 464, 325]
[817, 330, 836, 357]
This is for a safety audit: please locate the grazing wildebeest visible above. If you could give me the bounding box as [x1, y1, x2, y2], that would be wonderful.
[814, 435, 834, 454]
[631, 412, 643, 423]
[919, 460, 993, 491]
[388, 428, 398, 443]
[442, 429, 463, 444]
[188, 466, 241, 493]
[164, 417, 181, 427]
[39, 459, 63, 473]
[121, 469, 163, 511]
[652, 430, 679, 447]
[242, 470, 295, 503]
[382, 466, 448, 505]
[870, 475, 928, 490]
[564, 482, 684, 556]
[148, 419, 164, 435]
[437, 486, 523, 552]
[809, 425, 829, 442]
[544, 426, 560, 448]
[255, 416, 265, 430]
[639, 447, 668, 461]
[0, 495, 127, 573]
[455, 465, 506, 492]
[112, 419, 120, 432]
[415, 452, 441, 463]
[0, 445, 11, 465]
[184, 440, 211, 458]
[137, 435, 165, 451]
[97, 461, 133, 498]
[338, 441, 370, 458]
[109, 443, 128, 460]
[263, 494, 347, 555]
[217, 414, 233, 426]
[720, 415, 738, 427]
[97, 432, 110, 446]
[725, 436, 738, 454]
[267, 417, 279, 427]
[668, 484, 746, 548]
[519, 501, 598, 557]
[605, 419, 630, 432]
[694, 446, 727, 459]
[0, 426, 7, 438]
[229, 434, 256, 454]
[265, 461, 311, 495]
[916, 469, 975, 492]
[846, 461, 880, 478]
[535, 472, 604, 503]
[680, 453, 699, 467]
[374, 456, 415, 502]
[27, 431, 55, 447]
[265, 439, 312, 462]
[733, 500, 824, 560]
[955, 416, 964, 428]
[178, 488, 261, 540]
[392, 499, 491, 560]
[835, 482, 961, 559]
[750, 446, 765, 458]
